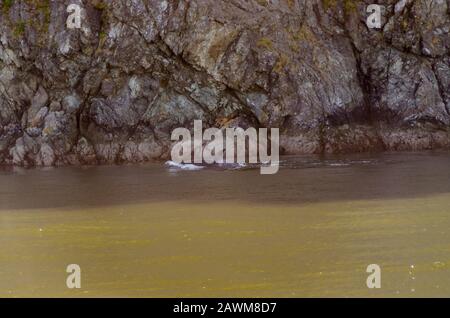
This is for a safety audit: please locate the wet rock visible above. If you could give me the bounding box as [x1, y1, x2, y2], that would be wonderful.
[37, 143, 56, 167]
[75, 137, 97, 165]
[10, 134, 39, 166]
[120, 138, 163, 163]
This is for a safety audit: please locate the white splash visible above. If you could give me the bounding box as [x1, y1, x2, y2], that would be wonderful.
[165, 161, 205, 171]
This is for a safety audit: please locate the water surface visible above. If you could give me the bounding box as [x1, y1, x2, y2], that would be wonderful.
[0, 152, 449, 297]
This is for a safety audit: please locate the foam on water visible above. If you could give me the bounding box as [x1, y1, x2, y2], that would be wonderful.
[165, 161, 205, 170]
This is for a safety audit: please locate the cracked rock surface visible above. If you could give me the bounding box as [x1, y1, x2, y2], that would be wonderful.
[0, 0, 449, 166]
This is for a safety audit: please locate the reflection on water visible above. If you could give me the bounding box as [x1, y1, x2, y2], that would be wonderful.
[0, 152, 449, 297]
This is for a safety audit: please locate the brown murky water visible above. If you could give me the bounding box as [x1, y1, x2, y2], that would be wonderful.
[0, 152, 449, 297]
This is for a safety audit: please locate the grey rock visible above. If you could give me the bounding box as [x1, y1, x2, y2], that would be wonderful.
[27, 86, 48, 126]
[37, 143, 56, 167]
[75, 137, 97, 165]
[0, 0, 449, 166]
[62, 95, 82, 114]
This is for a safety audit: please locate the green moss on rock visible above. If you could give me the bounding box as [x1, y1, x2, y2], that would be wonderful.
[13, 20, 26, 38]
[2, 0, 14, 14]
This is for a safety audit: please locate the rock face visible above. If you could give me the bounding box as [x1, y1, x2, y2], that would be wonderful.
[0, 0, 449, 166]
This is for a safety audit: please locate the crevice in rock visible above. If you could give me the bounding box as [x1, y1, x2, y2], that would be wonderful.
[432, 62, 450, 117]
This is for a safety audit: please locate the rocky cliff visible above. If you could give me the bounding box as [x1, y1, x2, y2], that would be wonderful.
[0, 0, 449, 166]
